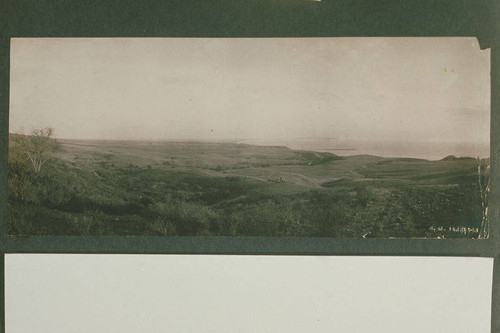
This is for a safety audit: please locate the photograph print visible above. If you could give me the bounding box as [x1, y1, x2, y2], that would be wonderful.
[7, 37, 490, 238]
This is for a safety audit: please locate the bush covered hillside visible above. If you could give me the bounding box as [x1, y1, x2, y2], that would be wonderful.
[8, 133, 487, 238]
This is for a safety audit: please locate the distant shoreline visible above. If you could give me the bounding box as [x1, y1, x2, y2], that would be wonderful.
[9, 133, 490, 161]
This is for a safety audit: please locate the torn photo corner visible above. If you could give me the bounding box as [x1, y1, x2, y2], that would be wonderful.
[7, 37, 491, 238]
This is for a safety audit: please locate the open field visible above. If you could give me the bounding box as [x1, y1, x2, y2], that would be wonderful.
[7, 135, 487, 238]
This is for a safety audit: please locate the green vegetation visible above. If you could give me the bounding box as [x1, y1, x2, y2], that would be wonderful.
[7, 134, 486, 238]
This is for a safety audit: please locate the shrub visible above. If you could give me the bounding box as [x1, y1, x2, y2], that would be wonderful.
[355, 186, 373, 207]
[151, 200, 217, 236]
[71, 209, 105, 236]
[7, 205, 34, 236]
[146, 217, 177, 236]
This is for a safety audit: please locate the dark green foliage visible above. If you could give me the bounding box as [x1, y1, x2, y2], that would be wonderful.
[355, 186, 373, 207]
[146, 217, 177, 236]
[7, 135, 485, 238]
[441, 155, 476, 161]
[71, 209, 106, 236]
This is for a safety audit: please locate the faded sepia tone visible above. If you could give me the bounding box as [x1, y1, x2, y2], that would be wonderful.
[8, 37, 490, 238]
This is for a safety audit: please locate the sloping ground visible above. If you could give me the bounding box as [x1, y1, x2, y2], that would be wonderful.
[55, 139, 341, 169]
[53, 139, 481, 188]
[8, 136, 486, 238]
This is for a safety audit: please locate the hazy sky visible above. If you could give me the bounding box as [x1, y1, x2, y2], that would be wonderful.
[10, 38, 490, 144]
[5, 254, 494, 333]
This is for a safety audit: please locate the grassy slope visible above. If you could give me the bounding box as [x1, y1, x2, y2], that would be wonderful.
[7, 137, 486, 238]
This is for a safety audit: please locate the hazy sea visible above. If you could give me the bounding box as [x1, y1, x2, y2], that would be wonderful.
[238, 138, 490, 161]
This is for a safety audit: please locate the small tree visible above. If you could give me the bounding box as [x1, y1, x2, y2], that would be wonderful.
[17, 127, 57, 173]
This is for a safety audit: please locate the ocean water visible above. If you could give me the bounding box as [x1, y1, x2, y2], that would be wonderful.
[238, 138, 490, 161]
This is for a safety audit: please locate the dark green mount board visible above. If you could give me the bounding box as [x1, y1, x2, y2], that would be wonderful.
[0, 0, 499, 332]
[1, 0, 499, 253]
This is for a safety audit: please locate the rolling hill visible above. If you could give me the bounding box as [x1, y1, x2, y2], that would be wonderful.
[7, 136, 487, 238]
